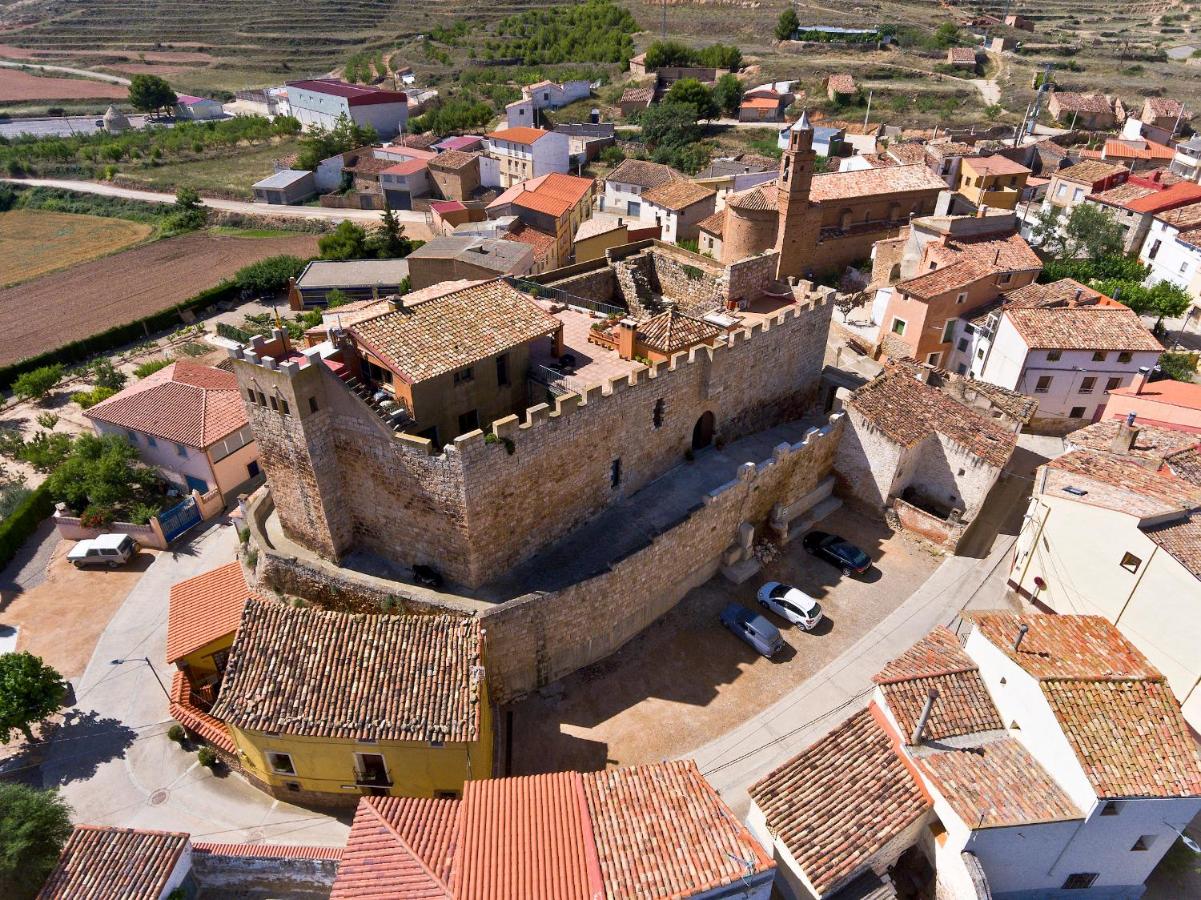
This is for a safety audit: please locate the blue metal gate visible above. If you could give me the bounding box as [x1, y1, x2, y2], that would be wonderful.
[159, 497, 201, 542]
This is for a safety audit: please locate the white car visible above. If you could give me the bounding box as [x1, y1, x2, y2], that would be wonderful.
[756, 581, 823, 630]
[67, 534, 139, 569]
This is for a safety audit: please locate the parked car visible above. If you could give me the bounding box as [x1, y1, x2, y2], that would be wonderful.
[802, 530, 871, 576]
[67, 534, 139, 569]
[756, 582, 824, 630]
[719, 603, 784, 657]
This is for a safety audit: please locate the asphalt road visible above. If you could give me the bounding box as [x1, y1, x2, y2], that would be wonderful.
[3, 177, 414, 226]
[0, 115, 150, 139]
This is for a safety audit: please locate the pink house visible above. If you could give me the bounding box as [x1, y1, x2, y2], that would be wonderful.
[1103, 368, 1201, 432]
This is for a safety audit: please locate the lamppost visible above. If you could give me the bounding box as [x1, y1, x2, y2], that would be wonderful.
[110, 656, 171, 702]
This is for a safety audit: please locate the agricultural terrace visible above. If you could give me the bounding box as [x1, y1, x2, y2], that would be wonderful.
[0, 230, 319, 367]
[0, 209, 153, 287]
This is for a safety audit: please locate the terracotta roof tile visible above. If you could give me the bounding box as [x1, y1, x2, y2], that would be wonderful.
[636, 309, 723, 354]
[1143, 512, 1201, 580]
[166, 561, 259, 664]
[1144, 97, 1184, 119]
[969, 613, 1161, 681]
[827, 74, 857, 94]
[948, 47, 977, 65]
[1067, 420, 1199, 464]
[810, 165, 948, 202]
[1124, 181, 1201, 214]
[606, 158, 684, 190]
[725, 182, 778, 211]
[963, 155, 1030, 176]
[169, 671, 237, 754]
[1042, 448, 1201, 517]
[924, 231, 1042, 275]
[874, 626, 974, 683]
[619, 87, 654, 105]
[430, 150, 480, 172]
[350, 279, 561, 384]
[1089, 182, 1159, 208]
[506, 221, 556, 263]
[1165, 444, 1201, 486]
[210, 604, 482, 742]
[917, 737, 1082, 827]
[85, 361, 247, 449]
[1001, 277, 1111, 309]
[748, 707, 929, 897]
[696, 209, 725, 236]
[1004, 306, 1161, 352]
[1042, 680, 1201, 798]
[193, 842, 342, 860]
[511, 172, 594, 217]
[484, 126, 551, 145]
[37, 826, 189, 900]
[1051, 92, 1117, 115]
[848, 370, 1017, 468]
[1053, 159, 1128, 186]
[1156, 200, 1201, 228]
[332, 797, 458, 899]
[642, 179, 715, 211]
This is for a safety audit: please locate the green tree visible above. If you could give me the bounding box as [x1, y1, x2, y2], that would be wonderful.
[12, 365, 63, 404]
[1034, 203, 1124, 260]
[665, 79, 719, 120]
[638, 103, 703, 152]
[367, 207, 416, 259]
[0, 784, 73, 899]
[127, 74, 177, 116]
[1158, 351, 1198, 383]
[89, 359, 127, 392]
[44, 433, 160, 520]
[714, 73, 744, 118]
[296, 115, 378, 171]
[930, 22, 961, 50]
[775, 6, 800, 42]
[325, 288, 351, 308]
[319, 220, 370, 260]
[0, 653, 66, 743]
[644, 40, 696, 69]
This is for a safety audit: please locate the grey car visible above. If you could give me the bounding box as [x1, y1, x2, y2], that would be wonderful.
[719, 603, 785, 657]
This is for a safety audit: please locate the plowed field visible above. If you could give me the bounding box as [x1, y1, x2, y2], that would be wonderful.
[0, 68, 127, 101]
[0, 209, 153, 287]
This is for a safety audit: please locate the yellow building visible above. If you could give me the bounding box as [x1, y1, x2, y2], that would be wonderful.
[957, 155, 1031, 211]
[209, 602, 492, 806]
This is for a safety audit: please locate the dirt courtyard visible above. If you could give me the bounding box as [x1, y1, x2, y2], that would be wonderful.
[508, 507, 942, 775]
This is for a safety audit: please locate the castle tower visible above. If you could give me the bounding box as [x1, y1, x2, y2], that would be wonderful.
[774, 111, 821, 280]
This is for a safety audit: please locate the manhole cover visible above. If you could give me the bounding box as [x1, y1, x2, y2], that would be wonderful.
[245, 828, 266, 842]
[148, 789, 169, 806]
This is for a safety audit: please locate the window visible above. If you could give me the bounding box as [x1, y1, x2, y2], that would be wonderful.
[247, 460, 261, 478]
[453, 366, 474, 385]
[246, 388, 256, 403]
[175, 443, 189, 458]
[309, 395, 319, 414]
[1149, 239, 1161, 259]
[125, 430, 139, 443]
[1047, 349, 1062, 361]
[1106, 377, 1122, 391]
[610, 457, 621, 488]
[926, 352, 942, 366]
[1118, 351, 1133, 363]
[1101, 801, 1120, 816]
[976, 348, 985, 359]
[257, 391, 267, 406]
[280, 399, 290, 416]
[1035, 375, 1053, 394]
[1069, 406, 1086, 418]
[1056, 184, 1067, 198]
[998, 272, 1012, 285]
[1182, 261, 1191, 275]
[1062, 874, 1099, 890]
[1073, 187, 1084, 202]
[1120, 551, 1142, 573]
[1092, 351, 1108, 362]
[146, 435, 156, 448]
[891, 317, 907, 336]
[653, 398, 665, 429]
[267, 752, 296, 775]
[1079, 376, 1096, 394]
[269, 395, 278, 412]
[941, 320, 956, 342]
[458, 409, 480, 434]
[1131, 835, 1155, 852]
[496, 354, 510, 387]
[957, 338, 969, 352]
[957, 363, 968, 374]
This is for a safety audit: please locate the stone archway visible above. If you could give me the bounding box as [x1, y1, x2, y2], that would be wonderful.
[692, 411, 715, 450]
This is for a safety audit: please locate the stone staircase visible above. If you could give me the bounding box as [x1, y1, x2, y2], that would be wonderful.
[338, 372, 414, 432]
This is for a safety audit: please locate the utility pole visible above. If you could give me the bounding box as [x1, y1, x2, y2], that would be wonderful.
[863, 90, 872, 129]
[661, 0, 667, 40]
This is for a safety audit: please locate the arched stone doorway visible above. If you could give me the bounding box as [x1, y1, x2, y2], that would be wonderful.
[692, 411, 715, 450]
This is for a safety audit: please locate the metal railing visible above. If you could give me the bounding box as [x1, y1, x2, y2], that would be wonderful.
[528, 364, 587, 397]
[509, 277, 625, 319]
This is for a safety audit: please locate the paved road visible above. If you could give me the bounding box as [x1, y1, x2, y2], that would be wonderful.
[0, 114, 150, 140]
[3, 177, 413, 226]
[0, 59, 130, 86]
[37, 519, 348, 845]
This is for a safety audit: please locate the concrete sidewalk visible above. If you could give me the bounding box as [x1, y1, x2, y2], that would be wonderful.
[689, 534, 1017, 814]
[37, 518, 349, 846]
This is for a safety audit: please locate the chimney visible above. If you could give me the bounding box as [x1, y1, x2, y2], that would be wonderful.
[1132, 366, 1151, 395]
[616, 317, 637, 360]
[910, 688, 939, 745]
[1111, 411, 1139, 455]
[1013, 623, 1029, 652]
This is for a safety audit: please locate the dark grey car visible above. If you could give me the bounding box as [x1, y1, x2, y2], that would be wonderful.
[719, 603, 785, 657]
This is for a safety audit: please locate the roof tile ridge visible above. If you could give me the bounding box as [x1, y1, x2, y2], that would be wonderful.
[366, 799, 453, 897]
[875, 663, 978, 686]
[574, 771, 606, 900]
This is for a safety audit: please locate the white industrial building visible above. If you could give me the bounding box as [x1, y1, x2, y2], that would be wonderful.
[285, 79, 409, 137]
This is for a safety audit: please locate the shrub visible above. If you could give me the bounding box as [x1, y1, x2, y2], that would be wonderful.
[133, 358, 171, 378]
[12, 365, 63, 404]
[776, 7, 799, 41]
[71, 386, 117, 409]
[167, 723, 185, 743]
[44, 433, 162, 520]
[34, 413, 58, 430]
[89, 358, 127, 392]
[238, 526, 250, 544]
[0, 483, 52, 572]
[0, 784, 73, 900]
[178, 342, 209, 357]
[245, 547, 258, 568]
[234, 255, 307, 295]
[16, 432, 75, 472]
[599, 145, 626, 166]
[197, 746, 217, 768]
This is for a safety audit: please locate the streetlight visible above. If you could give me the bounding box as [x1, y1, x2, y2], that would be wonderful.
[110, 656, 171, 702]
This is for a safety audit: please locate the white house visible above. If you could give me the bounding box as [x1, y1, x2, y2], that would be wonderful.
[955, 279, 1162, 430]
[1141, 200, 1201, 294]
[174, 94, 224, 120]
[600, 158, 685, 217]
[639, 179, 716, 244]
[285, 79, 409, 137]
[748, 615, 1201, 900]
[778, 119, 844, 158]
[1170, 135, 1201, 182]
[505, 77, 591, 128]
[1011, 430, 1201, 729]
[481, 127, 570, 189]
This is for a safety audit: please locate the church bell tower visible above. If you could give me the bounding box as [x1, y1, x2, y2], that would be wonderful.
[774, 111, 820, 280]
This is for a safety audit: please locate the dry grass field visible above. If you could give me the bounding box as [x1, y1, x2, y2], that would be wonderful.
[0, 67, 127, 102]
[0, 229, 319, 366]
[0, 209, 153, 287]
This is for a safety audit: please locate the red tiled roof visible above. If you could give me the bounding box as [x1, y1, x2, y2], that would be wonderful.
[969, 613, 1161, 681]
[962, 154, 1030, 176]
[1004, 306, 1161, 352]
[1053, 159, 1128, 186]
[169, 671, 236, 754]
[1144, 96, 1184, 119]
[749, 706, 930, 897]
[511, 172, 594, 217]
[1050, 92, 1116, 115]
[382, 159, 429, 177]
[741, 95, 783, 110]
[210, 605, 483, 743]
[484, 126, 551, 145]
[1099, 138, 1175, 161]
[642, 178, 715, 211]
[1043, 448, 1201, 516]
[166, 561, 258, 664]
[810, 164, 948, 202]
[948, 47, 977, 65]
[85, 361, 247, 449]
[874, 626, 974, 684]
[696, 209, 725, 236]
[1108, 377, 1201, 408]
[1143, 512, 1201, 580]
[606, 158, 684, 190]
[506, 220, 556, 263]
[636, 309, 723, 354]
[917, 737, 1081, 827]
[37, 826, 189, 900]
[192, 842, 342, 860]
[827, 74, 857, 94]
[288, 79, 407, 106]
[332, 796, 458, 898]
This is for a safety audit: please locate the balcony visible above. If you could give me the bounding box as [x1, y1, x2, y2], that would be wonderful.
[354, 769, 393, 788]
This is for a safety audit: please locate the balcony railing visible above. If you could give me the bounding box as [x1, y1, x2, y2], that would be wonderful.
[354, 770, 393, 788]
